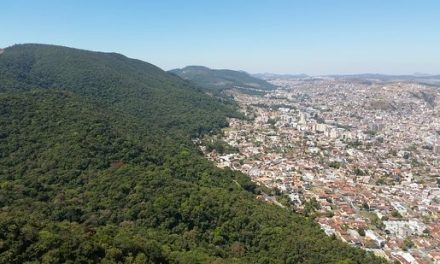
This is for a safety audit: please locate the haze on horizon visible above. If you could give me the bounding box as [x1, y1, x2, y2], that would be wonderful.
[1, 0, 439, 75]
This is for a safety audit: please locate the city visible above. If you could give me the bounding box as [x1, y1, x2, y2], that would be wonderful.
[201, 77, 440, 263]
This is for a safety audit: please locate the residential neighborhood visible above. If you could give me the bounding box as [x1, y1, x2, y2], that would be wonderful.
[201, 78, 440, 263]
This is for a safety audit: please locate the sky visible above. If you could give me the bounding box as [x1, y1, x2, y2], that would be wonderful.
[1, 0, 440, 75]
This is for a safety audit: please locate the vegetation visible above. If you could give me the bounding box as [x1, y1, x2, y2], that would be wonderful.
[328, 161, 343, 169]
[402, 238, 414, 251]
[303, 197, 321, 217]
[0, 44, 385, 263]
[391, 209, 403, 219]
[203, 139, 238, 155]
[357, 228, 366, 237]
[0, 44, 239, 138]
[170, 66, 276, 94]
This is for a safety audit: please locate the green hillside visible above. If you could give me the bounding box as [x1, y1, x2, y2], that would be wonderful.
[170, 66, 276, 94]
[0, 44, 238, 137]
[0, 44, 383, 263]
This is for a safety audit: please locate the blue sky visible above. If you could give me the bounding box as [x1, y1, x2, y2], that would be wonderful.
[1, 0, 439, 75]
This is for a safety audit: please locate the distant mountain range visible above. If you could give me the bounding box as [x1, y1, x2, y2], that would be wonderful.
[170, 66, 277, 93]
[327, 73, 437, 79]
[252, 73, 440, 81]
[253, 72, 440, 86]
[329, 74, 440, 85]
[252, 73, 309, 80]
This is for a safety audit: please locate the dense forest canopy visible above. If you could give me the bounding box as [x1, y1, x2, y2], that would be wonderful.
[0, 44, 384, 263]
[0, 44, 239, 138]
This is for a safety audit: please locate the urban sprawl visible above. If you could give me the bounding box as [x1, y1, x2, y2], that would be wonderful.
[200, 78, 440, 264]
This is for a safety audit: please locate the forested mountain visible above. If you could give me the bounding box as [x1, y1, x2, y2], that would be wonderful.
[0, 44, 384, 263]
[0, 44, 239, 137]
[170, 66, 276, 94]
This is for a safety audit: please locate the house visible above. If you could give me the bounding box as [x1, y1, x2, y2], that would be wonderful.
[365, 230, 386, 248]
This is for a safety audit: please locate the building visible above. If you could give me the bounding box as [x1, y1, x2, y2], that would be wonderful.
[365, 230, 386, 248]
[433, 138, 440, 154]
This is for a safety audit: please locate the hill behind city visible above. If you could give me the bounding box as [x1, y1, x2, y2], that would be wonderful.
[170, 66, 276, 94]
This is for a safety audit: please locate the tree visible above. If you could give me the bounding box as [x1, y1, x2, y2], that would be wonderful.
[391, 210, 402, 219]
[402, 238, 414, 251]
